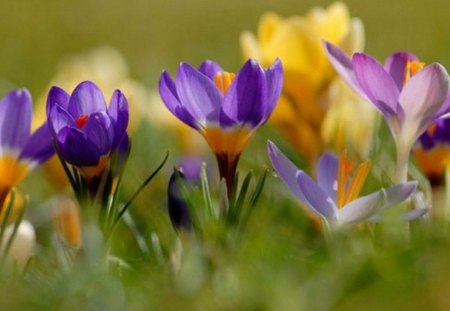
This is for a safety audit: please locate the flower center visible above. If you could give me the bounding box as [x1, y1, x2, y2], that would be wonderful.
[202, 127, 252, 158]
[336, 151, 371, 208]
[403, 60, 425, 87]
[75, 114, 89, 129]
[214, 72, 236, 94]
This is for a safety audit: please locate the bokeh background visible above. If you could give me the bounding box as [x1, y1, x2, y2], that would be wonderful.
[1, 0, 450, 95]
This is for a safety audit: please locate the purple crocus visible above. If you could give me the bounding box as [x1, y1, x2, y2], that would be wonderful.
[46, 81, 129, 179]
[0, 89, 54, 209]
[159, 59, 283, 194]
[324, 42, 450, 183]
[267, 141, 417, 227]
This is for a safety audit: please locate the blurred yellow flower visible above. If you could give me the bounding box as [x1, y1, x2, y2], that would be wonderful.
[241, 2, 376, 163]
[33, 46, 150, 190]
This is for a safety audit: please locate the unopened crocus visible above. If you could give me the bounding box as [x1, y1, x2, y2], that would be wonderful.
[241, 2, 375, 162]
[325, 42, 450, 183]
[0, 89, 54, 210]
[46, 81, 129, 182]
[267, 141, 417, 227]
[159, 59, 283, 193]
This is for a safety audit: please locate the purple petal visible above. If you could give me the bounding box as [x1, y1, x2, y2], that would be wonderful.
[176, 62, 222, 126]
[82, 111, 114, 155]
[264, 58, 284, 118]
[352, 53, 399, 116]
[432, 92, 450, 119]
[178, 156, 205, 184]
[385, 181, 417, 206]
[296, 171, 337, 220]
[338, 190, 386, 224]
[403, 208, 428, 221]
[48, 104, 75, 135]
[19, 123, 55, 165]
[267, 141, 306, 202]
[56, 127, 101, 167]
[46, 87, 70, 116]
[316, 152, 339, 202]
[221, 59, 268, 127]
[108, 90, 129, 148]
[0, 89, 32, 152]
[323, 41, 369, 101]
[111, 133, 130, 177]
[67, 81, 107, 118]
[384, 52, 419, 91]
[399, 63, 449, 132]
[198, 60, 224, 81]
[159, 71, 198, 129]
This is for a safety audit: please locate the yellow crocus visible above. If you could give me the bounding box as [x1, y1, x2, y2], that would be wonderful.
[241, 2, 375, 164]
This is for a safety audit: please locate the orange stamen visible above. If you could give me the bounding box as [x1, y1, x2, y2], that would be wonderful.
[75, 115, 89, 129]
[403, 60, 425, 86]
[336, 151, 353, 208]
[343, 160, 371, 205]
[214, 72, 235, 94]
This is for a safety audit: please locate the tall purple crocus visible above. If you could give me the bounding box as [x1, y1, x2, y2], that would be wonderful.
[159, 59, 283, 194]
[267, 141, 417, 227]
[46, 81, 129, 181]
[324, 42, 450, 183]
[0, 89, 54, 210]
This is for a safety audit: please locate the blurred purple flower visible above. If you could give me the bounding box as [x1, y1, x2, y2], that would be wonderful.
[159, 59, 283, 193]
[267, 141, 417, 226]
[46, 81, 129, 179]
[0, 89, 54, 208]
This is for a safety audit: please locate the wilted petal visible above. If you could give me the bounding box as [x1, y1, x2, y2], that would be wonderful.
[296, 171, 337, 219]
[352, 53, 399, 116]
[0, 89, 32, 152]
[338, 190, 386, 224]
[316, 152, 339, 202]
[384, 52, 418, 91]
[198, 60, 224, 81]
[19, 123, 55, 165]
[159, 71, 197, 129]
[82, 112, 114, 155]
[399, 63, 449, 130]
[67, 81, 107, 118]
[108, 90, 129, 148]
[222, 59, 268, 127]
[176, 62, 222, 126]
[264, 58, 284, 117]
[56, 127, 101, 166]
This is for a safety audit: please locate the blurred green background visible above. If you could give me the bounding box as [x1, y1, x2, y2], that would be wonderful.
[1, 0, 450, 95]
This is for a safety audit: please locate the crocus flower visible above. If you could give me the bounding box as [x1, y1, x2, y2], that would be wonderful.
[34, 47, 146, 191]
[241, 2, 376, 162]
[324, 42, 450, 183]
[46, 81, 129, 180]
[159, 59, 283, 193]
[414, 119, 450, 185]
[0, 89, 54, 210]
[267, 141, 417, 227]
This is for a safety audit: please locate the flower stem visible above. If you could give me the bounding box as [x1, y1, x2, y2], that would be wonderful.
[215, 153, 240, 199]
[445, 164, 450, 220]
[395, 143, 411, 184]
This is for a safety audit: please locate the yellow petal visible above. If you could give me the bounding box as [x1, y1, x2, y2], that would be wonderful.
[240, 31, 263, 62]
[258, 12, 281, 48]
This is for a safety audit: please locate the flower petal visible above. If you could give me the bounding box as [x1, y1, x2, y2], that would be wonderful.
[385, 181, 417, 206]
[19, 123, 55, 166]
[67, 81, 107, 118]
[48, 104, 75, 135]
[159, 71, 197, 129]
[338, 189, 386, 224]
[46, 86, 70, 116]
[0, 89, 32, 153]
[108, 90, 129, 148]
[222, 59, 268, 127]
[176, 62, 222, 127]
[399, 63, 449, 131]
[403, 208, 428, 221]
[384, 52, 418, 91]
[296, 171, 337, 220]
[316, 152, 339, 202]
[56, 127, 101, 167]
[198, 60, 224, 81]
[352, 53, 399, 116]
[264, 58, 284, 117]
[82, 111, 114, 155]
